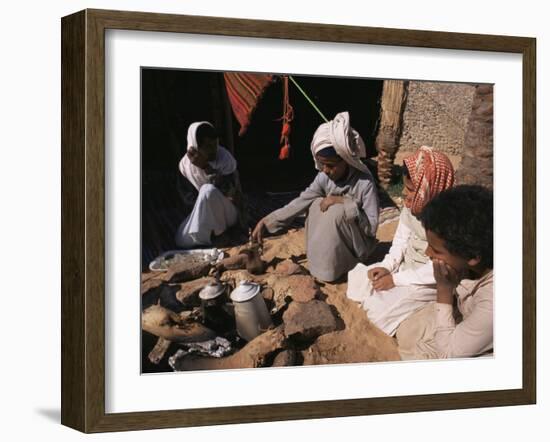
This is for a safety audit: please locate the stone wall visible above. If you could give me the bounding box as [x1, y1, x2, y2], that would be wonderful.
[399, 81, 476, 155]
[455, 85, 494, 188]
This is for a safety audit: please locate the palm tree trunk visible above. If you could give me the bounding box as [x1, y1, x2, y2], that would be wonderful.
[375, 80, 408, 188]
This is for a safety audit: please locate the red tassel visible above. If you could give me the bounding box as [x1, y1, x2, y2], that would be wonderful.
[278, 76, 294, 161]
[279, 144, 290, 160]
[281, 122, 291, 138]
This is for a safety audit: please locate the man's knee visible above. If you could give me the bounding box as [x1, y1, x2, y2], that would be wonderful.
[310, 197, 323, 209]
[324, 202, 346, 224]
[308, 198, 346, 226]
[333, 203, 346, 221]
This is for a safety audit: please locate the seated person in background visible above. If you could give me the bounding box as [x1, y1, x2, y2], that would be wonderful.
[251, 111, 379, 282]
[346, 146, 455, 336]
[175, 121, 242, 248]
[396, 185, 494, 360]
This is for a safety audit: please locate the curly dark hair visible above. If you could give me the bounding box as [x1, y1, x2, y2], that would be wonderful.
[419, 185, 493, 269]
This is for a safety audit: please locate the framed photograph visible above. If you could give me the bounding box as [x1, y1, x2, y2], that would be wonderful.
[61, 9, 536, 433]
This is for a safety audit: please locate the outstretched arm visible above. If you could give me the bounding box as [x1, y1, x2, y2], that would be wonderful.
[262, 173, 326, 235]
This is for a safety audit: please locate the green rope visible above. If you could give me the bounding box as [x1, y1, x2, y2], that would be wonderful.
[288, 75, 329, 123]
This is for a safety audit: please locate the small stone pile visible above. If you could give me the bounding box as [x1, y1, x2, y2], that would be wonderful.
[141, 249, 343, 372]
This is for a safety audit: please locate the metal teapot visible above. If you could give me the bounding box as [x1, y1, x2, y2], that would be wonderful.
[230, 280, 272, 342]
[198, 279, 234, 333]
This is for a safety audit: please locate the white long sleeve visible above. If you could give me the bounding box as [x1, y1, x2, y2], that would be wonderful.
[378, 208, 435, 287]
[432, 271, 494, 358]
[378, 211, 411, 273]
[392, 261, 435, 286]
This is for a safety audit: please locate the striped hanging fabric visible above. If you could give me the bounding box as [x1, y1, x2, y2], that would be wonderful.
[223, 72, 276, 136]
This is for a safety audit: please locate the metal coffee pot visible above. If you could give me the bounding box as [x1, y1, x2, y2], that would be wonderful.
[198, 280, 234, 333]
[230, 280, 272, 342]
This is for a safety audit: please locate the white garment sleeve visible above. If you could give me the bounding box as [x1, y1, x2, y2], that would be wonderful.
[212, 146, 237, 175]
[432, 283, 494, 358]
[178, 154, 207, 191]
[178, 154, 191, 179]
[392, 261, 436, 286]
[378, 214, 411, 273]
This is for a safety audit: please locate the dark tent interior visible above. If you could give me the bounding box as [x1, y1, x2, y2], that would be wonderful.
[141, 68, 383, 267]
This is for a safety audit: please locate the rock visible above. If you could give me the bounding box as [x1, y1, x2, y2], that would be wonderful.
[157, 284, 185, 312]
[224, 325, 286, 368]
[456, 85, 493, 189]
[148, 337, 172, 364]
[163, 260, 212, 283]
[220, 269, 267, 287]
[141, 278, 167, 309]
[141, 278, 163, 296]
[178, 308, 202, 323]
[265, 274, 321, 311]
[218, 242, 265, 275]
[299, 279, 400, 365]
[476, 84, 493, 95]
[271, 349, 297, 367]
[283, 300, 338, 341]
[286, 275, 320, 303]
[263, 276, 290, 311]
[141, 271, 160, 283]
[141, 303, 216, 343]
[214, 254, 248, 272]
[275, 260, 305, 276]
[169, 325, 287, 371]
[261, 287, 274, 303]
[175, 277, 215, 307]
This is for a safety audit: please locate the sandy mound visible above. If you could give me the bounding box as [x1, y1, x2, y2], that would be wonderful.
[260, 223, 401, 365]
[143, 219, 402, 371]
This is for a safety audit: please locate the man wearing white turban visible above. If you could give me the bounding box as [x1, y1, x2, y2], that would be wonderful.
[252, 112, 379, 282]
[175, 121, 241, 248]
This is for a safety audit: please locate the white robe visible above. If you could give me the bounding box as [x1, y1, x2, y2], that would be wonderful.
[178, 145, 237, 191]
[175, 145, 238, 248]
[346, 207, 437, 336]
[264, 168, 379, 282]
[262, 111, 378, 281]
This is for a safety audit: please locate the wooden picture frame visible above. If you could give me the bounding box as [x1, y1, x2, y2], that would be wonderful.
[61, 8, 536, 433]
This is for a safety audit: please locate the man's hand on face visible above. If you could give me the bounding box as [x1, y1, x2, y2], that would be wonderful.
[188, 147, 209, 169]
[433, 258, 461, 305]
[433, 258, 461, 289]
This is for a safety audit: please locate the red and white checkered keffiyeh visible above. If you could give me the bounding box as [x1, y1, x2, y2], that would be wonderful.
[403, 146, 455, 215]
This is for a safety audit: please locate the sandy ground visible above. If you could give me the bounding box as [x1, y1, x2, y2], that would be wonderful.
[268, 150, 463, 365]
[143, 152, 464, 369]
[141, 219, 402, 371]
[224, 220, 402, 366]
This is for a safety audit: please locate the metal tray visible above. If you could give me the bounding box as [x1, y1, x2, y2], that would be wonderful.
[149, 248, 225, 272]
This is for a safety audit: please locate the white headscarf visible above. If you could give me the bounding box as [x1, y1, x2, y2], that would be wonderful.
[310, 111, 371, 174]
[186, 121, 212, 150]
[178, 121, 237, 191]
